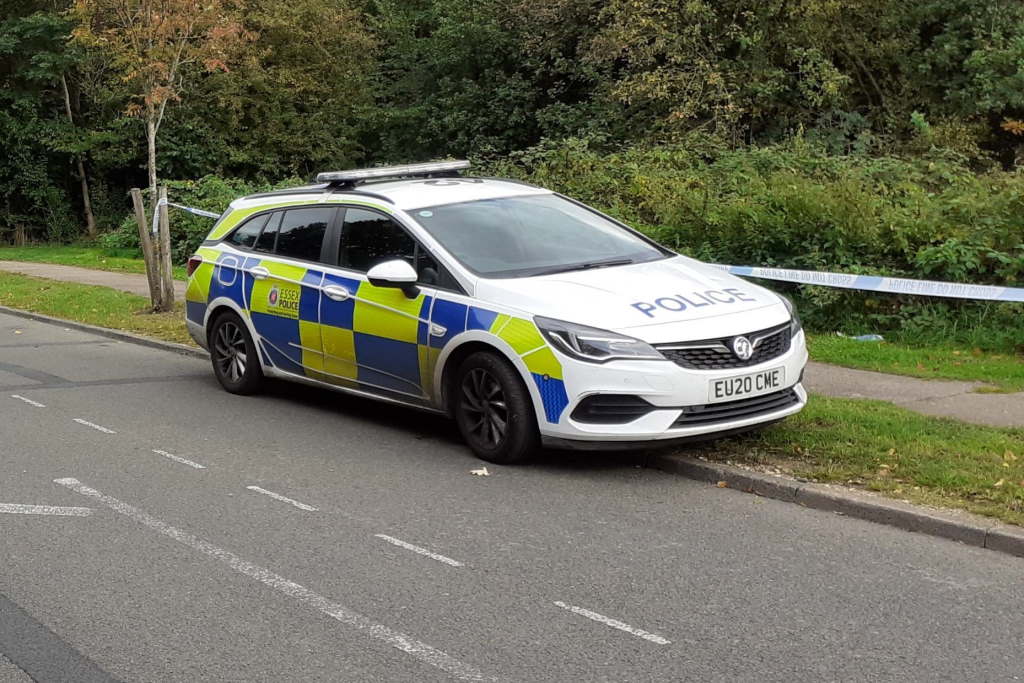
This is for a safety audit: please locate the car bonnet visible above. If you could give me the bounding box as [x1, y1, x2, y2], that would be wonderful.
[473, 255, 791, 344]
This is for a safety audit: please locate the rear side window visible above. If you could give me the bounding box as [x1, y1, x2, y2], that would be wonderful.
[275, 207, 334, 262]
[254, 212, 282, 253]
[227, 214, 269, 249]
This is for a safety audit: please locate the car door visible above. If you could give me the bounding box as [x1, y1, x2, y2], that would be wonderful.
[319, 207, 444, 399]
[244, 206, 337, 378]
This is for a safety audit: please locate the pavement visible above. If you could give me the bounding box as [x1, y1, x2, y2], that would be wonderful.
[0, 259, 1021, 428]
[2, 310, 1024, 682]
[802, 361, 1024, 428]
[0, 261, 186, 300]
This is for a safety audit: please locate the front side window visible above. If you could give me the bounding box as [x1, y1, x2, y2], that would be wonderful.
[275, 207, 334, 262]
[411, 194, 669, 278]
[338, 208, 441, 284]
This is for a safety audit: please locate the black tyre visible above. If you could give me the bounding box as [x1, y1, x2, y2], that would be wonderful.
[209, 311, 264, 395]
[453, 351, 540, 464]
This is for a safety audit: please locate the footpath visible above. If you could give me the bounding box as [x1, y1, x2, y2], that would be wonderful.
[1, 260, 1022, 428]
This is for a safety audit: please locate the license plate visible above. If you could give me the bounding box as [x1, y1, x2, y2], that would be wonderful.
[709, 367, 785, 403]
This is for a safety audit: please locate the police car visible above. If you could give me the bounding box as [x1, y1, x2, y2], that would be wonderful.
[185, 161, 808, 463]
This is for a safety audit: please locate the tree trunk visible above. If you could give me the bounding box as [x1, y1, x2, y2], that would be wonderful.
[131, 188, 162, 309]
[157, 186, 175, 312]
[146, 115, 158, 204]
[60, 74, 96, 238]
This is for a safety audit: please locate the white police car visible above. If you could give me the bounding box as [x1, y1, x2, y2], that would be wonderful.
[185, 161, 807, 463]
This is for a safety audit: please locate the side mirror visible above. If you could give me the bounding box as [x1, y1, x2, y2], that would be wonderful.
[366, 259, 419, 298]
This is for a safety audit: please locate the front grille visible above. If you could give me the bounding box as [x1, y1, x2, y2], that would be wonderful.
[656, 323, 791, 370]
[671, 388, 799, 428]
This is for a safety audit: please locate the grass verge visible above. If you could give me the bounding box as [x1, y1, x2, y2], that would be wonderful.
[807, 334, 1024, 392]
[0, 272, 193, 345]
[0, 245, 187, 280]
[3, 270, 1022, 525]
[706, 394, 1024, 526]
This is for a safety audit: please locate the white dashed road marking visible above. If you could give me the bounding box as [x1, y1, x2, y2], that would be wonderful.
[152, 449, 206, 469]
[73, 418, 116, 434]
[54, 478, 491, 681]
[553, 601, 671, 645]
[374, 534, 464, 567]
[0, 504, 92, 516]
[246, 486, 317, 511]
[10, 395, 45, 408]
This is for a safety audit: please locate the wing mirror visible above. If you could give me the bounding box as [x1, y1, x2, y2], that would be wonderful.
[366, 259, 419, 298]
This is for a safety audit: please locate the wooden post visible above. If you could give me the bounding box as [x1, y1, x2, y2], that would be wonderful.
[157, 186, 174, 311]
[130, 188, 162, 309]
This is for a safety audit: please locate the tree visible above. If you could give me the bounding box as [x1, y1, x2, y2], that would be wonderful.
[71, 0, 250, 205]
[0, 8, 88, 244]
[71, 0, 250, 310]
[159, 0, 377, 180]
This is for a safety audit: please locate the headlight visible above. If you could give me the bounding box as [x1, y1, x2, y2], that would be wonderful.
[534, 316, 664, 363]
[781, 296, 802, 334]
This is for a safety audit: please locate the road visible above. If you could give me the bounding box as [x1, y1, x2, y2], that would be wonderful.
[1, 309, 1022, 682]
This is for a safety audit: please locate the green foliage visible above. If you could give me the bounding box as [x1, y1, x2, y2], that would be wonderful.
[482, 138, 1024, 350]
[4, 0, 1024, 347]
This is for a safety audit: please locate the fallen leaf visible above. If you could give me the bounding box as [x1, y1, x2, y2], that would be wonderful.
[716, 481, 728, 488]
[470, 467, 490, 477]
[887, 448, 896, 457]
[994, 479, 1005, 488]
[1005, 450, 1017, 461]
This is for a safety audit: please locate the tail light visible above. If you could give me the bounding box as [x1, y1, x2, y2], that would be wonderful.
[187, 255, 203, 277]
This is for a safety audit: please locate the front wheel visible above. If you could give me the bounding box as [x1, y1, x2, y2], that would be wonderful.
[453, 351, 540, 464]
[209, 312, 264, 395]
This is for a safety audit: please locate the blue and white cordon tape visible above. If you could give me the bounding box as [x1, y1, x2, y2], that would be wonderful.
[162, 199, 1022, 302]
[151, 197, 221, 235]
[715, 264, 1024, 303]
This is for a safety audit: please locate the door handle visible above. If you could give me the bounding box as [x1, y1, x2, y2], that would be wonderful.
[249, 266, 270, 280]
[322, 284, 351, 301]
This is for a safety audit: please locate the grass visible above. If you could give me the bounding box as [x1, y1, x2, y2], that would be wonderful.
[0, 272, 193, 345]
[2, 268, 1022, 525]
[705, 395, 1024, 526]
[0, 245, 187, 280]
[807, 333, 1024, 393]
[1, 247, 1021, 390]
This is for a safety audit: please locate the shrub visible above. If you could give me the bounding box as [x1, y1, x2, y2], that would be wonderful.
[479, 138, 1024, 350]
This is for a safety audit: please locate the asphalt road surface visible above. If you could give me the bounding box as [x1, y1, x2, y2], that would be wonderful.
[1, 310, 1022, 682]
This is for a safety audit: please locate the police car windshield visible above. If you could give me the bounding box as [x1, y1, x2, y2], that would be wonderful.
[411, 194, 669, 278]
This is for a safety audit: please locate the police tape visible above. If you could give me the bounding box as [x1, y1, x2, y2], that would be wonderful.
[157, 198, 221, 219]
[716, 264, 1024, 303]
[150, 198, 221, 235]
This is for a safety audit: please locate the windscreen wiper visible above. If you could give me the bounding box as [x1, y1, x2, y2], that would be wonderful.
[532, 258, 635, 276]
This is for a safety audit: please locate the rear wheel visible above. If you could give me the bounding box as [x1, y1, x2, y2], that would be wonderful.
[209, 312, 264, 395]
[453, 351, 539, 464]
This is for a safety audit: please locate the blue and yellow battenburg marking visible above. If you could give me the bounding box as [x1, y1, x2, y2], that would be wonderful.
[187, 250, 570, 422]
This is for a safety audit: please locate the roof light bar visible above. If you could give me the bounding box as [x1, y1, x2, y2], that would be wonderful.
[316, 160, 471, 185]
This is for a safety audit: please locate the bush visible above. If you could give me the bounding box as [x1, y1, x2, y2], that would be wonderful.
[480, 138, 1024, 350]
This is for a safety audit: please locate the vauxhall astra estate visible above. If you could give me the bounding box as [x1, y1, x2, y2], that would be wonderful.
[185, 161, 808, 463]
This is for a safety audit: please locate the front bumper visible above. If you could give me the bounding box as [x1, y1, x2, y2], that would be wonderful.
[536, 330, 809, 444]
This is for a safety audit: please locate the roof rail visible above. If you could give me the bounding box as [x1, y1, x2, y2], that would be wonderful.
[316, 160, 470, 188]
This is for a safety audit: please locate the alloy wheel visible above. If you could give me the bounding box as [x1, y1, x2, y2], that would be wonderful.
[213, 320, 248, 383]
[460, 367, 508, 448]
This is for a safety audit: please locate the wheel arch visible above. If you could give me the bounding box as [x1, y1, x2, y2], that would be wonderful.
[203, 298, 262, 361]
[433, 333, 546, 427]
